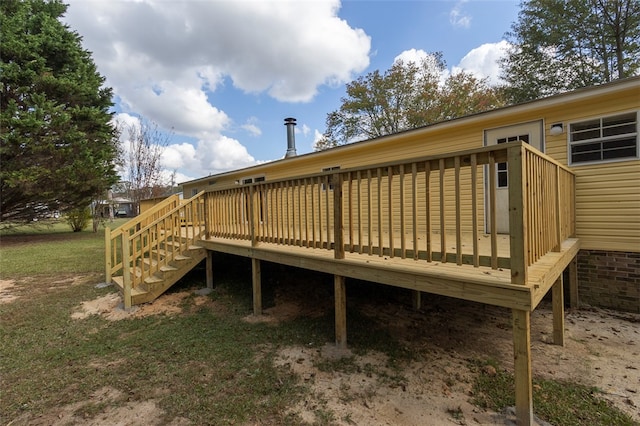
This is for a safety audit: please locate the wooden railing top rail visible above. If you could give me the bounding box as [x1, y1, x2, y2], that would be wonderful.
[129, 191, 205, 240]
[110, 194, 181, 237]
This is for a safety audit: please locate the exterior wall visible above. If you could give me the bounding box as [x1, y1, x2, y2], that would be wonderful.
[578, 250, 640, 313]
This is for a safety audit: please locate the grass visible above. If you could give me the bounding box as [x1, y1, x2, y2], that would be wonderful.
[471, 359, 638, 426]
[1, 227, 637, 425]
[0, 219, 128, 277]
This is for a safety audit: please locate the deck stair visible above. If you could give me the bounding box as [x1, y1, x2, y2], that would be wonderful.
[105, 192, 207, 307]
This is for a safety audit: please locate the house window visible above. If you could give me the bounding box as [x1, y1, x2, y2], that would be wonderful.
[191, 188, 198, 196]
[496, 135, 529, 188]
[569, 112, 638, 165]
[240, 175, 266, 185]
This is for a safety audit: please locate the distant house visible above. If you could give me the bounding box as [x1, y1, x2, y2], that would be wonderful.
[95, 197, 136, 219]
[183, 76, 640, 313]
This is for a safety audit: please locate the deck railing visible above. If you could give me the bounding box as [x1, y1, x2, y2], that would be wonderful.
[105, 193, 205, 307]
[203, 142, 575, 285]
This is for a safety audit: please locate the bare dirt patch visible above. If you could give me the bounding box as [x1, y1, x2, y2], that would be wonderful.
[70, 288, 221, 321]
[265, 280, 640, 425]
[7, 386, 190, 426]
[235, 272, 640, 424]
[0, 274, 93, 304]
[0, 279, 18, 303]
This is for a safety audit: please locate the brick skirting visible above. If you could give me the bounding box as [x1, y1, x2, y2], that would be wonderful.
[577, 250, 640, 313]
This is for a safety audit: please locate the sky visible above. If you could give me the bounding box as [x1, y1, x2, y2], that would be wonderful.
[62, 0, 522, 184]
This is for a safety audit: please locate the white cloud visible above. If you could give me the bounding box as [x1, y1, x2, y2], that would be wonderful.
[241, 117, 262, 137]
[452, 41, 510, 85]
[450, 1, 471, 29]
[64, 0, 370, 178]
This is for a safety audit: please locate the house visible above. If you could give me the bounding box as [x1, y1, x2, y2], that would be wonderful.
[94, 196, 136, 219]
[183, 76, 639, 314]
[106, 76, 638, 425]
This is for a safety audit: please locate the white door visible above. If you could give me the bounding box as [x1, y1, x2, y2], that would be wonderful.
[484, 121, 544, 234]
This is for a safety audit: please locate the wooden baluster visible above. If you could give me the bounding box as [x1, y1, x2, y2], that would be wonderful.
[377, 168, 383, 256]
[471, 154, 479, 267]
[425, 160, 432, 262]
[412, 163, 418, 261]
[388, 166, 395, 258]
[357, 171, 363, 254]
[367, 169, 372, 255]
[399, 164, 406, 259]
[348, 172, 354, 252]
[439, 158, 446, 263]
[489, 152, 498, 269]
[455, 156, 462, 265]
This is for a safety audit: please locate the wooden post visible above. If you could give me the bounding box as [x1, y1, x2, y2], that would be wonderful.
[335, 275, 347, 349]
[206, 251, 214, 289]
[508, 145, 528, 285]
[122, 232, 132, 310]
[513, 309, 533, 426]
[333, 172, 344, 260]
[569, 258, 579, 309]
[552, 276, 565, 346]
[412, 290, 422, 310]
[250, 185, 259, 247]
[105, 227, 112, 284]
[203, 193, 211, 239]
[252, 258, 262, 315]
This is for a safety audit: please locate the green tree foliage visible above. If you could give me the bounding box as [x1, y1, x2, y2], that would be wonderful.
[0, 0, 119, 222]
[501, 0, 640, 103]
[315, 54, 505, 150]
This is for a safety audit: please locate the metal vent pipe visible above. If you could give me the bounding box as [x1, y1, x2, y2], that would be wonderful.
[284, 117, 297, 158]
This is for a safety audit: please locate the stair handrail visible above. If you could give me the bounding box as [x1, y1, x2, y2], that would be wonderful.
[105, 192, 205, 308]
[105, 194, 181, 285]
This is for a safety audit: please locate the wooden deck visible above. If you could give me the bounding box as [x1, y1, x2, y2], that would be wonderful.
[106, 142, 578, 425]
[199, 232, 578, 311]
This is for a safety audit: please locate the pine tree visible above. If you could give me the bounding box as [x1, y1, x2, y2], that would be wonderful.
[1, 0, 119, 222]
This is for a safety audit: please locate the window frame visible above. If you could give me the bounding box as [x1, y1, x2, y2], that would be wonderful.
[238, 175, 266, 185]
[567, 111, 639, 166]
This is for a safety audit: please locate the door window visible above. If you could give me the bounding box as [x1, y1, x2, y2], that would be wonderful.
[496, 135, 529, 188]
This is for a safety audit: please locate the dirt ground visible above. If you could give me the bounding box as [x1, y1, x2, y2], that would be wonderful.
[2, 277, 639, 425]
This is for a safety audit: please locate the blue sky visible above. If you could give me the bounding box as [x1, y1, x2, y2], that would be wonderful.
[63, 0, 521, 184]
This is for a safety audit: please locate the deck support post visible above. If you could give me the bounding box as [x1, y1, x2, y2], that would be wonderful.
[512, 309, 533, 426]
[252, 258, 262, 315]
[552, 276, 565, 346]
[334, 275, 347, 349]
[508, 145, 528, 285]
[206, 251, 214, 289]
[412, 290, 422, 310]
[568, 257, 579, 309]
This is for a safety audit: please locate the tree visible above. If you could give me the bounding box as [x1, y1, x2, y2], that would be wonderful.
[118, 119, 173, 214]
[0, 0, 119, 223]
[500, 0, 640, 103]
[315, 55, 505, 150]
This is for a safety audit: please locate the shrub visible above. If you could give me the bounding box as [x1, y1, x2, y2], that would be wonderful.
[65, 207, 91, 232]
